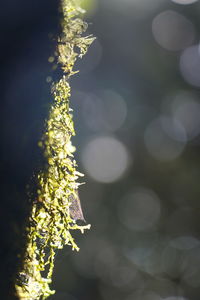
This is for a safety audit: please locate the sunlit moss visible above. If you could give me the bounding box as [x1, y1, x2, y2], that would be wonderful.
[15, 0, 94, 299]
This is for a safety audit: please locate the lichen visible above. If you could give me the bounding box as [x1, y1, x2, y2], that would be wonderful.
[15, 1, 95, 299]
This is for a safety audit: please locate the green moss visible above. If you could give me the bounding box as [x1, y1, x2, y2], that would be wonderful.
[15, 1, 94, 299]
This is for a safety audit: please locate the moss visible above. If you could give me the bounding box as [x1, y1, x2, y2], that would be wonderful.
[15, 1, 95, 299]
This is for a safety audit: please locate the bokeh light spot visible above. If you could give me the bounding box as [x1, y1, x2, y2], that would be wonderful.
[152, 10, 195, 51]
[82, 136, 130, 183]
[171, 0, 198, 4]
[181, 246, 200, 287]
[106, 0, 165, 18]
[82, 90, 127, 132]
[119, 188, 161, 231]
[144, 116, 186, 161]
[161, 244, 180, 277]
[180, 45, 200, 87]
[46, 76, 52, 83]
[110, 265, 137, 288]
[48, 56, 55, 63]
[172, 91, 200, 140]
[80, 0, 98, 16]
[170, 236, 200, 250]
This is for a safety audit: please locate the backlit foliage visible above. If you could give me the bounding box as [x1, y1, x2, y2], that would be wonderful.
[15, 0, 94, 299]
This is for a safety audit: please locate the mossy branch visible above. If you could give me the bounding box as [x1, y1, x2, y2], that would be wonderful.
[15, 1, 95, 299]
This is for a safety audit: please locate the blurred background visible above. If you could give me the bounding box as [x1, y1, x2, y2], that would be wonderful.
[2, 0, 200, 299]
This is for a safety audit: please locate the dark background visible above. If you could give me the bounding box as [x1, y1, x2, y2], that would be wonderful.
[1, 0, 200, 300]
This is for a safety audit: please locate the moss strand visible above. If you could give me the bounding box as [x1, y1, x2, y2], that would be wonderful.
[15, 1, 94, 299]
